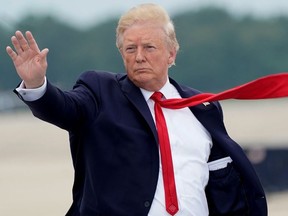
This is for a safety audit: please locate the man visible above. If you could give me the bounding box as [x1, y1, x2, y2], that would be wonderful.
[6, 3, 267, 216]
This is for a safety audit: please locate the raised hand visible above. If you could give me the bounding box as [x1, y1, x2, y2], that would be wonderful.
[6, 31, 49, 89]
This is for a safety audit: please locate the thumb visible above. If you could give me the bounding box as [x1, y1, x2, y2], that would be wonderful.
[39, 48, 49, 59]
[39, 48, 49, 66]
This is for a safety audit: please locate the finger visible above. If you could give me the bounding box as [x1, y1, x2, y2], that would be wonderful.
[15, 30, 30, 51]
[26, 31, 40, 52]
[39, 48, 49, 65]
[6, 46, 18, 61]
[40, 48, 49, 57]
[10, 35, 23, 54]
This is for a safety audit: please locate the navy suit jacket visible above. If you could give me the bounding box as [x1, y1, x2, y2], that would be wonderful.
[18, 70, 267, 216]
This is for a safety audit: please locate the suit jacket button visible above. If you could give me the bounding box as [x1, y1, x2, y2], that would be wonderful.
[144, 201, 150, 208]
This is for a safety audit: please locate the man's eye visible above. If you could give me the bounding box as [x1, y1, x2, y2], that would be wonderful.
[146, 46, 156, 51]
[125, 47, 136, 53]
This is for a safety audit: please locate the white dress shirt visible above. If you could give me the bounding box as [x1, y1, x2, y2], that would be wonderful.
[140, 79, 213, 216]
[16, 77, 214, 216]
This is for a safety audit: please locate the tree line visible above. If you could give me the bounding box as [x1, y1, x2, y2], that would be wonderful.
[1, 7, 288, 92]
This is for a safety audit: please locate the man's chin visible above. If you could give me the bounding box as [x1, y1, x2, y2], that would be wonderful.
[132, 78, 163, 91]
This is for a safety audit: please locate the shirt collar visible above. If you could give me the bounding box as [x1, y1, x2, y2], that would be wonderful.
[140, 77, 176, 102]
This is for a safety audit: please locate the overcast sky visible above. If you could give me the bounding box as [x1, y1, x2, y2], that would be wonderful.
[2, 0, 288, 29]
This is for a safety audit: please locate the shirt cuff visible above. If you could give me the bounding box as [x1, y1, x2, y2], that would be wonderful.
[15, 77, 47, 101]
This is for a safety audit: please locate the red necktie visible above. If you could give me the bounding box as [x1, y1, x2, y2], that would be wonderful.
[150, 72, 288, 215]
[151, 92, 179, 215]
[158, 73, 288, 109]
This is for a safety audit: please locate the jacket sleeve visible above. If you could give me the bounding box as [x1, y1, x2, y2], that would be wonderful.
[18, 72, 99, 131]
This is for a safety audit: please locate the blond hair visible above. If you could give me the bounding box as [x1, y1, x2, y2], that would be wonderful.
[116, 3, 179, 53]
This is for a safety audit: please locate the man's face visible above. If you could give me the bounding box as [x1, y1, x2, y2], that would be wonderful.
[120, 22, 176, 91]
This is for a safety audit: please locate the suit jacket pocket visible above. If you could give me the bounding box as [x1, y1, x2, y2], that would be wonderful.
[206, 162, 249, 216]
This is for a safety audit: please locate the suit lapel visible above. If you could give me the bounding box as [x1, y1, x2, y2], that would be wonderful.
[117, 75, 158, 141]
[169, 77, 218, 115]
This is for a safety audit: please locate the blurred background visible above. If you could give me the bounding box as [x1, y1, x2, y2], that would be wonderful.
[1, 0, 288, 215]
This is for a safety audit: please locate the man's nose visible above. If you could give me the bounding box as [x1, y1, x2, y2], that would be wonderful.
[135, 49, 145, 63]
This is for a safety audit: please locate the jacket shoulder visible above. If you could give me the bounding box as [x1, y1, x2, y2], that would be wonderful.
[79, 70, 123, 81]
[75, 70, 125, 88]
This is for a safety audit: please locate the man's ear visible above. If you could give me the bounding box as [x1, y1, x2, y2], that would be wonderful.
[168, 48, 177, 66]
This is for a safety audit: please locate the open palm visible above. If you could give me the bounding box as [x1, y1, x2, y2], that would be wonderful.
[6, 31, 49, 89]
